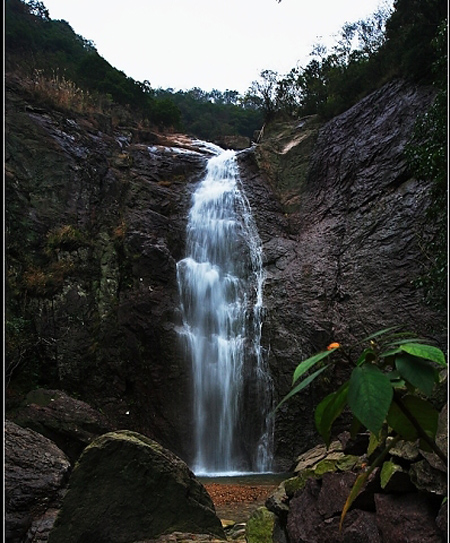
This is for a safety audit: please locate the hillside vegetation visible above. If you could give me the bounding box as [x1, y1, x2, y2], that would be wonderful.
[6, 0, 447, 136]
[5, 0, 263, 140]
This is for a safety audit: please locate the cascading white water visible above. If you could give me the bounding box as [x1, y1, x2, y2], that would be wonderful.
[176, 148, 274, 475]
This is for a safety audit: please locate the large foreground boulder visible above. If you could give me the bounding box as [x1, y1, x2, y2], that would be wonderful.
[48, 430, 226, 543]
[5, 420, 71, 543]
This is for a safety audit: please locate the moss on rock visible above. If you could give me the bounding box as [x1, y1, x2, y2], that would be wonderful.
[284, 470, 317, 496]
[48, 430, 225, 543]
[246, 506, 276, 543]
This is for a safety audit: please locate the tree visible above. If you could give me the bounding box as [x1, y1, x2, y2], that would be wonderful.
[245, 70, 280, 121]
[253, 0, 445, 120]
[24, 0, 49, 19]
[405, 18, 448, 307]
[151, 97, 181, 129]
[382, 0, 447, 81]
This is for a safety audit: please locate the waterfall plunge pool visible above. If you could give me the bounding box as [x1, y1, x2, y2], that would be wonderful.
[199, 472, 291, 524]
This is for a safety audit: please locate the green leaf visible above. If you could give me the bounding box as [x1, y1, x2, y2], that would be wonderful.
[340, 472, 369, 530]
[292, 349, 336, 385]
[399, 343, 447, 367]
[367, 432, 381, 456]
[349, 416, 361, 438]
[395, 354, 438, 396]
[385, 337, 426, 347]
[348, 365, 393, 434]
[387, 395, 439, 441]
[315, 382, 349, 446]
[380, 348, 401, 358]
[276, 365, 329, 411]
[359, 326, 400, 344]
[356, 348, 376, 366]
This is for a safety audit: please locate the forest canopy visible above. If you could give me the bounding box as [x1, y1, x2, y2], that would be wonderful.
[5, 0, 447, 137]
[246, 0, 447, 121]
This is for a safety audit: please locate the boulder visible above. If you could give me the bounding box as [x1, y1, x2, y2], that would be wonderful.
[7, 388, 114, 462]
[265, 480, 290, 519]
[285, 473, 383, 543]
[246, 506, 278, 543]
[5, 420, 71, 543]
[374, 492, 444, 543]
[409, 459, 448, 496]
[48, 430, 225, 543]
[435, 501, 448, 539]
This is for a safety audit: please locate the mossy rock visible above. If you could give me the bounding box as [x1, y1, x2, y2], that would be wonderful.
[314, 458, 338, 476]
[284, 470, 317, 496]
[336, 454, 360, 471]
[24, 388, 60, 407]
[48, 430, 225, 543]
[246, 506, 276, 543]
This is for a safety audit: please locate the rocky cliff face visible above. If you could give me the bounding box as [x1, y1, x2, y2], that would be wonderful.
[5, 76, 446, 470]
[6, 75, 209, 461]
[238, 79, 446, 467]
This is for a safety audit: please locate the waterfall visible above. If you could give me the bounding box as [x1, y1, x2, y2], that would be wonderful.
[176, 148, 274, 475]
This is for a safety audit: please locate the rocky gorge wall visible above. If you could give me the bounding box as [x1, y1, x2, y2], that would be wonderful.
[5, 76, 447, 471]
[238, 79, 446, 467]
[5, 75, 208, 461]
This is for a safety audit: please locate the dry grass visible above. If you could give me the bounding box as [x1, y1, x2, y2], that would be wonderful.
[23, 260, 74, 297]
[30, 69, 112, 114]
[46, 224, 87, 253]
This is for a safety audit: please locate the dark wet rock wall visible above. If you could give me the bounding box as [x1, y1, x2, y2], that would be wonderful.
[5, 77, 446, 471]
[237, 80, 446, 467]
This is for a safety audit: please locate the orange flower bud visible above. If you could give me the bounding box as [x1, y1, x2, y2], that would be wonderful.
[327, 342, 340, 350]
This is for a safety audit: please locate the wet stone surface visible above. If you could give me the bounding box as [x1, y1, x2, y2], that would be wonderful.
[204, 481, 280, 524]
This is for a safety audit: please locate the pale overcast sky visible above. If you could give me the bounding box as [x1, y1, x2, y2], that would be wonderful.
[42, 0, 393, 94]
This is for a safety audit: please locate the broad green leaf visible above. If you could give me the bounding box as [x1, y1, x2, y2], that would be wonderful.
[381, 339, 425, 357]
[276, 365, 329, 411]
[292, 349, 336, 385]
[395, 354, 438, 396]
[315, 382, 349, 446]
[348, 365, 393, 434]
[387, 395, 439, 441]
[399, 343, 447, 367]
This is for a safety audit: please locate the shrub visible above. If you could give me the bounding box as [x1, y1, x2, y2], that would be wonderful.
[277, 326, 447, 527]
